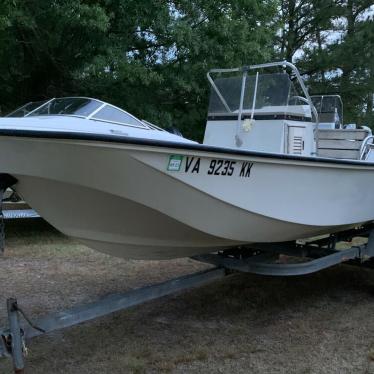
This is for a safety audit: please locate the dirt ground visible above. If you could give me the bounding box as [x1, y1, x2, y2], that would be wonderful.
[1, 219, 374, 373]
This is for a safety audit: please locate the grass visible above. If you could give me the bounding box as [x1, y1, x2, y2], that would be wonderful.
[2, 219, 374, 373]
[368, 348, 374, 362]
[126, 356, 147, 373]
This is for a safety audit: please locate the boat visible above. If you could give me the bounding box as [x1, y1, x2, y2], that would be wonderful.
[0, 61, 373, 260]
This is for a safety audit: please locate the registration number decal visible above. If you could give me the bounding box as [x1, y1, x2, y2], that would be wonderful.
[207, 159, 236, 176]
[168, 155, 253, 178]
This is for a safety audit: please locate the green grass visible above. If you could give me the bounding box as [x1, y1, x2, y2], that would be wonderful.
[2, 218, 92, 258]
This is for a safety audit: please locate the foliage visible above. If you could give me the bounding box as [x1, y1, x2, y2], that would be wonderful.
[0, 0, 372, 138]
[0, 1, 109, 106]
[78, 0, 278, 139]
[289, 0, 374, 125]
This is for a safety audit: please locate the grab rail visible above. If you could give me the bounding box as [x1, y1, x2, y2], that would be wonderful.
[207, 61, 320, 154]
[360, 135, 374, 160]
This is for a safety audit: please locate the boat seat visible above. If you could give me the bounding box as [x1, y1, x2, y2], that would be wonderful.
[317, 129, 370, 159]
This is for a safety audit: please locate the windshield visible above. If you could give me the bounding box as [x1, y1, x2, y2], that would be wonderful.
[209, 73, 293, 113]
[208, 72, 311, 117]
[28, 98, 103, 117]
[6, 100, 47, 117]
[91, 105, 144, 127]
[311, 95, 343, 125]
[6, 97, 156, 129]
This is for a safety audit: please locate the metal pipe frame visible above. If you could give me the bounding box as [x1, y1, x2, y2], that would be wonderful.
[0, 267, 227, 372]
[235, 70, 248, 146]
[194, 245, 364, 276]
[6, 299, 24, 373]
[207, 60, 320, 155]
[194, 226, 374, 276]
[360, 135, 374, 160]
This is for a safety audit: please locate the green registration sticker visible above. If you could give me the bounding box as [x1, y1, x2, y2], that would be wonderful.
[167, 155, 184, 171]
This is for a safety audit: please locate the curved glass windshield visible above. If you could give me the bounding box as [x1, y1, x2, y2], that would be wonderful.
[29, 98, 103, 117]
[6, 97, 151, 129]
[91, 105, 144, 127]
[6, 100, 47, 117]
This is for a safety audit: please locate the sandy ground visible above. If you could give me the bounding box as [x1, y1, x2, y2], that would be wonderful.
[1, 220, 374, 373]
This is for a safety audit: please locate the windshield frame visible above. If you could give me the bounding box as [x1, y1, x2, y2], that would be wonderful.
[311, 94, 343, 125]
[6, 100, 49, 117]
[20, 97, 150, 129]
[207, 61, 318, 123]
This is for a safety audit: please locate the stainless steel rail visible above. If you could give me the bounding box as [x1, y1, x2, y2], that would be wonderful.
[207, 60, 320, 154]
[360, 135, 374, 160]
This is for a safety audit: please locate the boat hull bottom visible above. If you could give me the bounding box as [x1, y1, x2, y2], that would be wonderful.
[14, 176, 245, 260]
[12, 175, 359, 260]
[76, 237, 235, 260]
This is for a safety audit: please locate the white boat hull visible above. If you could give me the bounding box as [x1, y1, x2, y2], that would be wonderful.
[0, 134, 373, 259]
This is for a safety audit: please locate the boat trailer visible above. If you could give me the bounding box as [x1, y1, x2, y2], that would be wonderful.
[1, 180, 374, 372]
